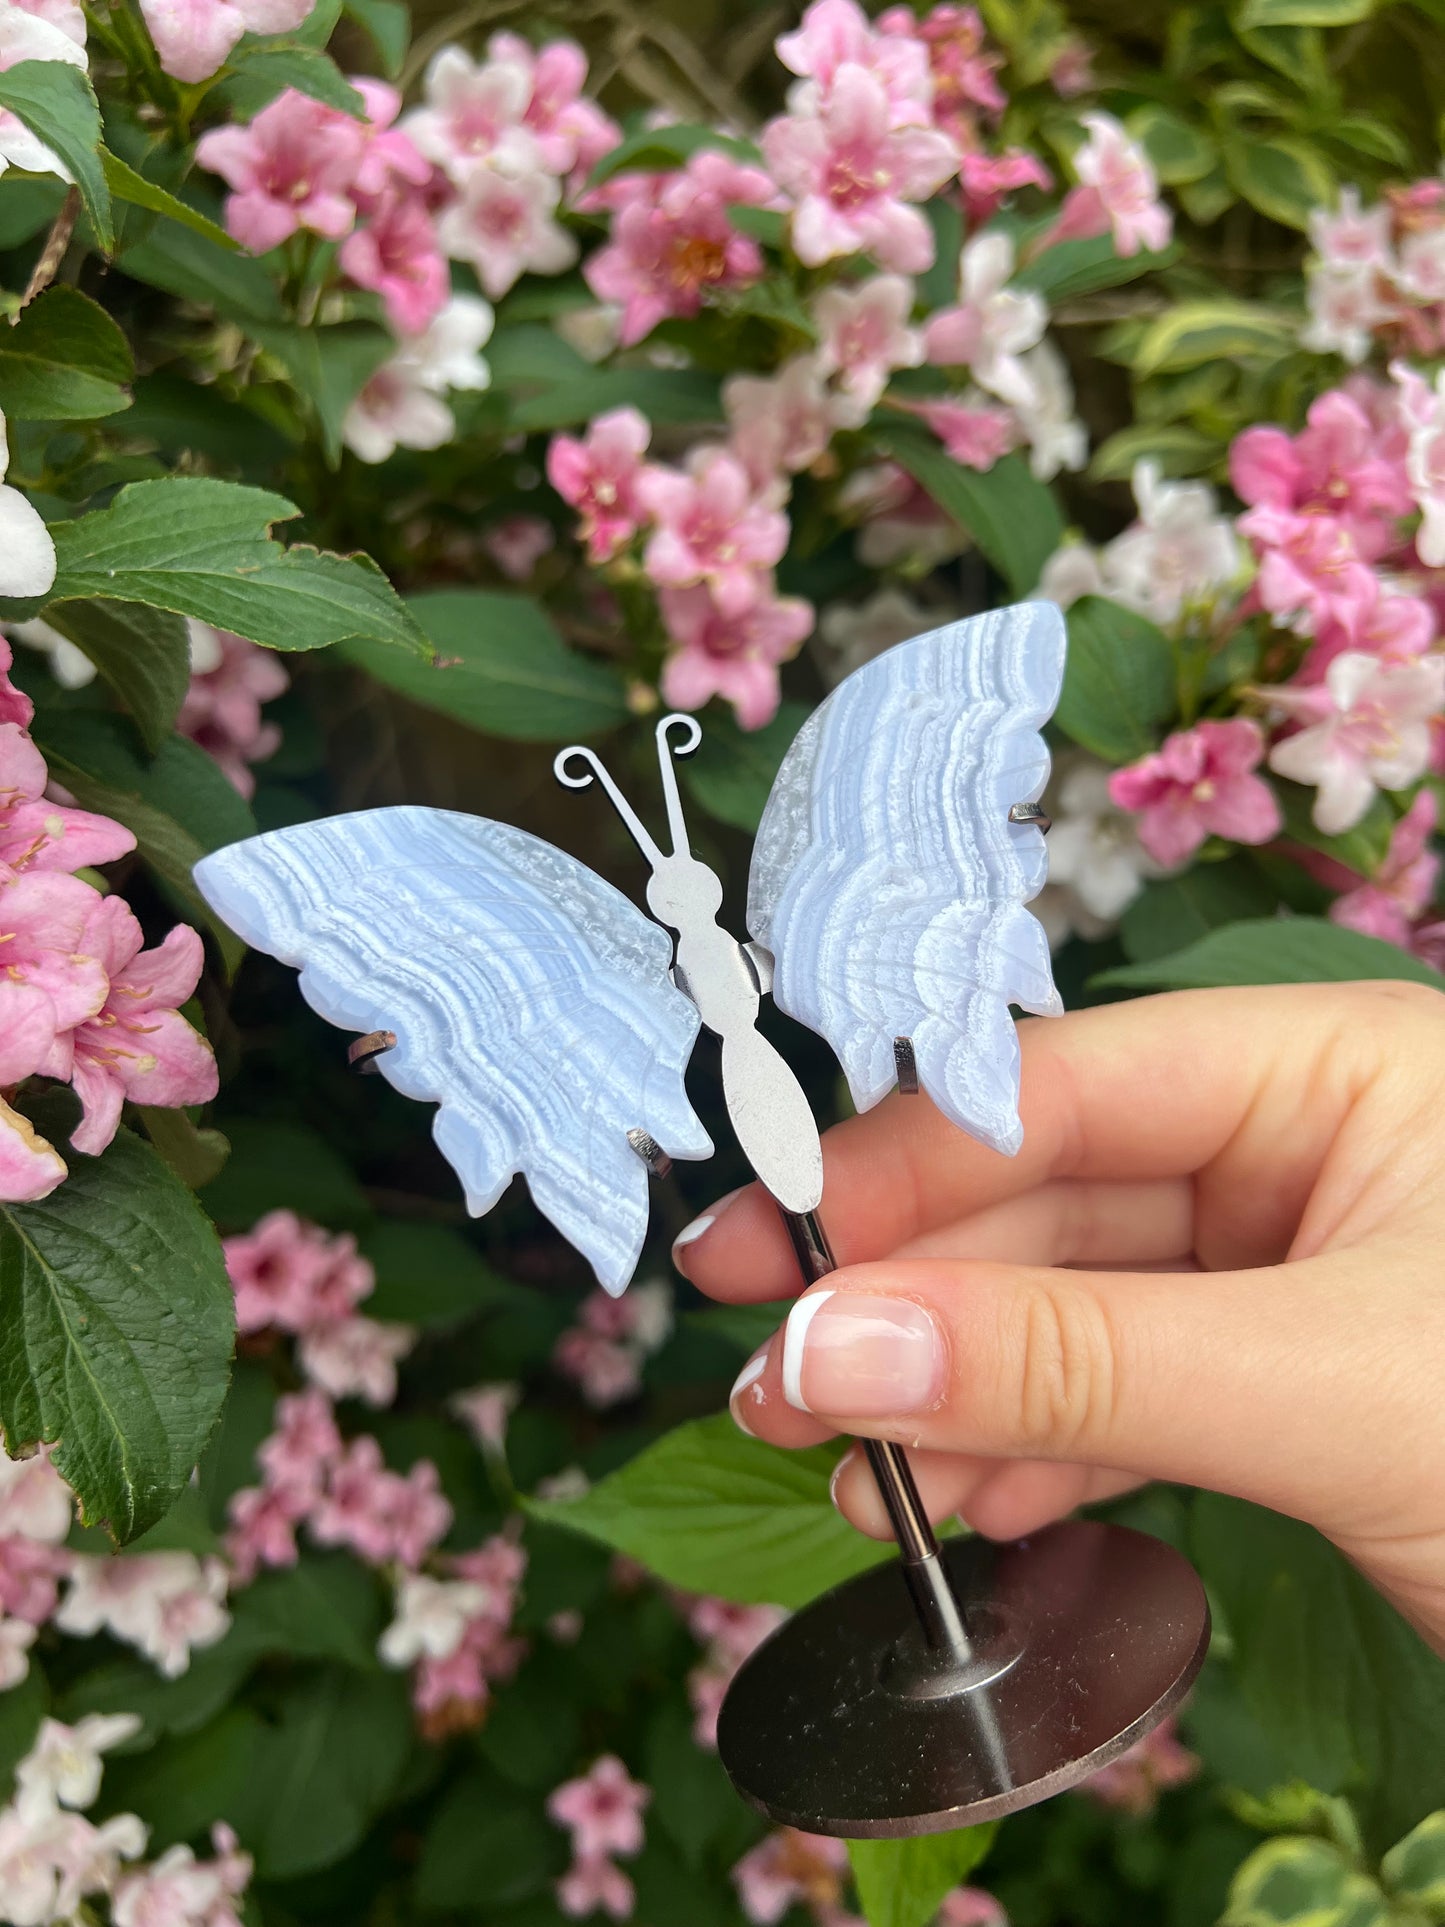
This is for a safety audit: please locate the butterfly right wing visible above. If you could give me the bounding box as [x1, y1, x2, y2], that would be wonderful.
[195, 806, 712, 1294]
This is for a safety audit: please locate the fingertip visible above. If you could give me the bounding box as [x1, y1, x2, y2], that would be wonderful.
[725, 1335, 836, 1450]
[671, 1183, 801, 1299]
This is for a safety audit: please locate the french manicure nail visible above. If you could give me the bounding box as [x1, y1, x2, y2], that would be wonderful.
[729, 1350, 768, 1438]
[671, 1188, 744, 1270]
[781, 1291, 944, 1417]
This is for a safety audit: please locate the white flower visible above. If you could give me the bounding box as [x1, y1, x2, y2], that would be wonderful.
[449, 1381, 520, 1452]
[0, 7, 87, 182]
[56, 1552, 231, 1679]
[534, 1465, 589, 1502]
[112, 1842, 226, 1927]
[1036, 540, 1106, 609]
[0, 1444, 73, 1542]
[1393, 361, 1445, 568]
[1302, 262, 1388, 364]
[185, 617, 225, 674]
[0, 414, 56, 598]
[626, 1278, 673, 1355]
[925, 232, 1047, 411]
[1308, 185, 1394, 273]
[1099, 460, 1241, 625]
[16, 1715, 142, 1818]
[8, 617, 94, 688]
[0, 1614, 36, 1688]
[1014, 341, 1087, 482]
[1036, 754, 1154, 946]
[555, 303, 622, 364]
[378, 1573, 488, 1667]
[298, 1315, 415, 1407]
[817, 586, 944, 682]
[342, 295, 494, 465]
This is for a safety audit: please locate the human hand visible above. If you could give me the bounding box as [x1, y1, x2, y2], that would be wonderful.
[672, 984, 1445, 1654]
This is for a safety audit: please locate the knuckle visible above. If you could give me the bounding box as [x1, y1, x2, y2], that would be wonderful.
[1007, 1277, 1119, 1456]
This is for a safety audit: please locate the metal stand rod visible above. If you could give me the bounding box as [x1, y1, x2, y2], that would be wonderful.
[779, 1208, 974, 1662]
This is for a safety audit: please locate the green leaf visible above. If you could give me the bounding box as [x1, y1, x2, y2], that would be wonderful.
[211, 43, 366, 118]
[877, 434, 1064, 597]
[1089, 423, 1226, 483]
[0, 62, 110, 251]
[1094, 918, 1445, 993]
[47, 477, 430, 657]
[1127, 104, 1217, 185]
[526, 1412, 891, 1608]
[249, 1667, 413, 1878]
[0, 178, 65, 248]
[228, 1554, 384, 1670]
[1382, 1811, 1445, 1911]
[1223, 1835, 1388, 1927]
[360, 1219, 523, 1326]
[1013, 234, 1177, 303]
[343, 0, 408, 75]
[118, 218, 284, 324]
[200, 1118, 372, 1230]
[1132, 302, 1295, 377]
[39, 599, 190, 752]
[0, 1662, 47, 1795]
[511, 367, 723, 433]
[1236, 0, 1373, 21]
[1276, 781, 1395, 878]
[1194, 1495, 1445, 1849]
[1120, 860, 1278, 964]
[588, 121, 763, 187]
[61, 1641, 253, 1747]
[126, 372, 293, 471]
[415, 1766, 563, 1911]
[681, 701, 808, 832]
[1056, 597, 1176, 762]
[848, 1827, 997, 1927]
[1226, 138, 1337, 233]
[137, 1107, 229, 1190]
[101, 1707, 268, 1852]
[252, 320, 393, 463]
[101, 152, 236, 250]
[0, 1105, 232, 1542]
[0, 285, 132, 421]
[344, 589, 628, 741]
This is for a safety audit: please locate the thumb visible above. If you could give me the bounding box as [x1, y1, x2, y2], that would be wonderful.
[767, 1251, 1411, 1535]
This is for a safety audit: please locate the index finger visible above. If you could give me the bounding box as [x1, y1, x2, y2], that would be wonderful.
[674, 981, 1436, 1302]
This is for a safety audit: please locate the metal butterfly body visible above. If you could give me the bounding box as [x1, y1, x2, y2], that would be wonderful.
[193, 600, 1066, 1295]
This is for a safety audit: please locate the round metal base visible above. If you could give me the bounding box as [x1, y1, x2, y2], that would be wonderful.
[715, 1520, 1210, 1839]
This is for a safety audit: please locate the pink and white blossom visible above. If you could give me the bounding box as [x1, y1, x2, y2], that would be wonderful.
[298, 1313, 416, 1407]
[811, 273, 922, 416]
[725, 355, 848, 484]
[1329, 789, 1439, 948]
[16, 1716, 142, 1818]
[339, 191, 448, 337]
[139, 0, 314, 83]
[197, 90, 369, 253]
[547, 407, 651, 562]
[449, 1381, 520, 1452]
[1109, 719, 1282, 869]
[56, 1553, 231, 1678]
[659, 582, 813, 729]
[910, 395, 1016, 471]
[0, 414, 56, 600]
[1231, 389, 1412, 565]
[732, 1828, 850, 1926]
[922, 232, 1046, 409]
[1056, 112, 1171, 258]
[344, 293, 495, 465]
[640, 450, 790, 619]
[179, 625, 288, 799]
[1392, 360, 1445, 567]
[548, 1756, 650, 1861]
[436, 158, 578, 300]
[1266, 651, 1445, 833]
[379, 1573, 491, 1666]
[557, 1852, 635, 1921]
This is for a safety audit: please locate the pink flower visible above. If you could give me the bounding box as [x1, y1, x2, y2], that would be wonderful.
[1304, 580, 1435, 679]
[1392, 361, 1445, 567]
[0, 871, 109, 1066]
[762, 64, 958, 272]
[547, 1756, 650, 1860]
[0, 1446, 73, 1543]
[488, 32, 619, 180]
[61, 896, 216, 1158]
[1109, 719, 1282, 868]
[1058, 112, 1171, 258]
[547, 408, 651, 563]
[553, 1327, 643, 1409]
[732, 1829, 849, 1926]
[1230, 390, 1412, 564]
[938, 1890, 1008, 1927]
[812, 274, 922, 416]
[0, 723, 134, 877]
[1329, 789, 1439, 948]
[350, 78, 432, 202]
[583, 154, 775, 347]
[255, 1387, 342, 1499]
[911, 396, 1016, 470]
[879, 4, 1006, 149]
[725, 355, 846, 485]
[0, 1535, 67, 1622]
[1081, 1713, 1199, 1815]
[449, 1381, 519, 1452]
[223, 1211, 372, 1336]
[659, 583, 813, 729]
[557, 1854, 634, 1921]
[179, 626, 288, 799]
[196, 90, 369, 253]
[224, 1483, 301, 1584]
[403, 43, 544, 185]
[777, 0, 933, 119]
[340, 192, 448, 337]
[436, 159, 578, 300]
[56, 1552, 230, 1677]
[1312, 185, 1393, 273]
[640, 449, 789, 618]
[1267, 651, 1445, 833]
[309, 1436, 438, 1566]
[138, 0, 314, 85]
[923, 232, 1045, 408]
[1238, 504, 1378, 638]
[957, 148, 1051, 225]
[483, 516, 555, 580]
[298, 1314, 415, 1408]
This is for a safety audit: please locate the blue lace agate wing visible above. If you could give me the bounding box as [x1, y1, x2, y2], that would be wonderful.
[746, 601, 1065, 1157]
[194, 808, 712, 1294]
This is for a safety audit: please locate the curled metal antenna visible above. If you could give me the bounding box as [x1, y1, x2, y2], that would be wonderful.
[554, 744, 666, 868]
[655, 713, 701, 857]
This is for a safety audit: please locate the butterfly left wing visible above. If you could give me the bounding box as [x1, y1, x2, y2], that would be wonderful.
[746, 601, 1064, 1157]
[195, 806, 712, 1294]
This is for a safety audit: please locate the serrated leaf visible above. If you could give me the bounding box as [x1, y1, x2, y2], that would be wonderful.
[680, 700, 808, 832]
[848, 1827, 997, 1927]
[0, 61, 110, 251]
[1226, 138, 1337, 232]
[1132, 302, 1295, 377]
[344, 588, 627, 740]
[1056, 596, 1176, 762]
[877, 433, 1064, 597]
[101, 151, 236, 250]
[0, 1104, 232, 1543]
[47, 477, 430, 657]
[1094, 918, 1445, 993]
[588, 121, 763, 187]
[525, 1412, 890, 1607]
[40, 599, 190, 752]
[0, 285, 132, 421]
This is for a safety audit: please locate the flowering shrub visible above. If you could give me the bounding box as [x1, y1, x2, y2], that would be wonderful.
[1, 0, 1445, 1924]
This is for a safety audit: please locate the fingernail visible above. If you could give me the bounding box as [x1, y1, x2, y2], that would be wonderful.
[671, 1188, 743, 1272]
[729, 1349, 768, 1438]
[781, 1291, 944, 1417]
